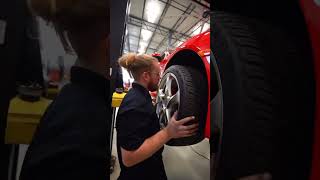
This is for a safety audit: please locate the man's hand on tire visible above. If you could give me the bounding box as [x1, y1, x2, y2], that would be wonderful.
[164, 111, 198, 139]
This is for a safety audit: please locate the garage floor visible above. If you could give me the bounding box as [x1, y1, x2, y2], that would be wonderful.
[14, 112, 210, 180]
[110, 119, 210, 180]
[162, 139, 210, 180]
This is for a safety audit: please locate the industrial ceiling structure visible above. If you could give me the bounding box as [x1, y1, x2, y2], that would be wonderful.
[122, 0, 210, 55]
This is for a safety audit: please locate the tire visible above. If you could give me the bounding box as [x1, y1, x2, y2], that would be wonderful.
[156, 65, 208, 146]
[212, 12, 315, 179]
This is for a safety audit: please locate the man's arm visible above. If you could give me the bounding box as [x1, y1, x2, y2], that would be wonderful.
[121, 112, 198, 167]
[121, 128, 170, 167]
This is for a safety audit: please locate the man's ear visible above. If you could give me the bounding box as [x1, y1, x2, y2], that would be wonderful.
[142, 71, 149, 81]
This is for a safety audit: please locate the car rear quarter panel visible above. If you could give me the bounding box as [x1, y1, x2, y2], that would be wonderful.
[300, 0, 320, 179]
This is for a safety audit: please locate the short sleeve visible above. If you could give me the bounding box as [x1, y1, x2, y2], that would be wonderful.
[116, 110, 150, 151]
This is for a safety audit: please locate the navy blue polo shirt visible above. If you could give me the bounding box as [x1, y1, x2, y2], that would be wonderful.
[116, 82, 167, 180]
[20, 66, 110, 180]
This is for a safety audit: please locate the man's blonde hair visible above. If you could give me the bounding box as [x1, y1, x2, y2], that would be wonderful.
[118, 53, 157, 80]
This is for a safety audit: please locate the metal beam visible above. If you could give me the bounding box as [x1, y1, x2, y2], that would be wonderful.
[125, 26, 180, 43]
[187, 18, 209, 36]
[124, 31, 142, 39]
[170, 17, 209, 47]
[199, 19, 205, 33]
[158, 0, 203, 20]
[144, 0, 172, 54]
[166, 3, 194, 48]
[174, 5, 197, 30]
[137, 0, 147, 53]
[155, 3, 195, 51]
[171, 3, 194, 31]
[128, 15, 191, 39]
[127, 19, 169, 37]
[191, 0, 210, 9]
[126, 33, 131, 52]
[158, 0, 189, 13]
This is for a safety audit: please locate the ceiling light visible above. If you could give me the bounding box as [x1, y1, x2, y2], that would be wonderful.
[177, 41, 183, 47]
[201, 23, 210, 33]
[141, 29, 153, 41]
[191, 22, 210, 36]
[192, 27, 201, 36]
[138, 41, 148, 53]
[145, 0, 162, 23]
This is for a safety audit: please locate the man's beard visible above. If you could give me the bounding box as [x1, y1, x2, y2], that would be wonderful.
[148, 82, 158, 92]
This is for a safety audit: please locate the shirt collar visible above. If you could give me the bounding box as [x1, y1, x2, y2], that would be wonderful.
[70, 66, 109, 99]
[132, 82, 150, 98]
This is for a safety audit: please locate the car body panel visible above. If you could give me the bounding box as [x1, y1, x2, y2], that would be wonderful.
[300, 0, 320, 179]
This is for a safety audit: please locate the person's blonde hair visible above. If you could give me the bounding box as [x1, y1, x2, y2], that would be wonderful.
[119, 53, 157, 80]
[27, 0, 109, 54]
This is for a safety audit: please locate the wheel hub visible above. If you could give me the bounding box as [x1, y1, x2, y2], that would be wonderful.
[156, 72, 180, 128]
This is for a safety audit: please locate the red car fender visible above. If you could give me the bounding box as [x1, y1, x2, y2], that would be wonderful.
[300, 0, 320, 179]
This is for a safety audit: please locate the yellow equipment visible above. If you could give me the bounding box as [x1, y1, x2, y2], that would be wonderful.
[112, 92, 126, 107]
[46, 87, 60, 99]
[110, 91, 126, 151]
[5, 91, 127, 145]
[5, 97, 52, 144]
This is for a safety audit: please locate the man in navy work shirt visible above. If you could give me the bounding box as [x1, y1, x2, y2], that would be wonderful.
[20, 66, 110, 179]
[116, 53, 198, 180]
[20, 0, 110, 179]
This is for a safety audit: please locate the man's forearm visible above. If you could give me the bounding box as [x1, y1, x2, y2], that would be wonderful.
[121, 128, 171, 167]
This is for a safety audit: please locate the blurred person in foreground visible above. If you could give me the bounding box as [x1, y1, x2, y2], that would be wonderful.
[20, 0, 110, 179]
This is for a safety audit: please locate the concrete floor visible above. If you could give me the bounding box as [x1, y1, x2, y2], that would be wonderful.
[110, 129, 121, 180]
[110, 129, 210, 180]
[14, 109, 210, 180]
[15, 145, 28, 180]
[163, 139, 210, 180]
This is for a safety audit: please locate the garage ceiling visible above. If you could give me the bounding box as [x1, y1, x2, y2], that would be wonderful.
[123, 0, 210, 55]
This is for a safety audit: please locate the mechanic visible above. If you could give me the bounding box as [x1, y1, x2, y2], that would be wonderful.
[20, 0, 110, 179]
[116, 53, 198, 180]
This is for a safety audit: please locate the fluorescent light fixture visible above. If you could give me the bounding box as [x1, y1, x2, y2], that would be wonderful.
[191, 23, 202, 36]
[141, 29, 153, 41]
[201, 23, 210, 33]
[138, 48, 145, 54]
[191, 22, 210, 36]
[127, 2, 132, 16]
[138, 41, 148, 53]
[145, 0, 162, 23]
[177, 41, 183, 47]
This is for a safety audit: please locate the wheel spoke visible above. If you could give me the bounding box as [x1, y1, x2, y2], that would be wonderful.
[156, 73, 180, 128]
[157, 89, 165, 107]
[158, 107, 168, 127]
[158, 89, 166, 102]
[167, 90, 180, 108]
[165, 108, 171, 124]
[165, 76, 173, 96]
